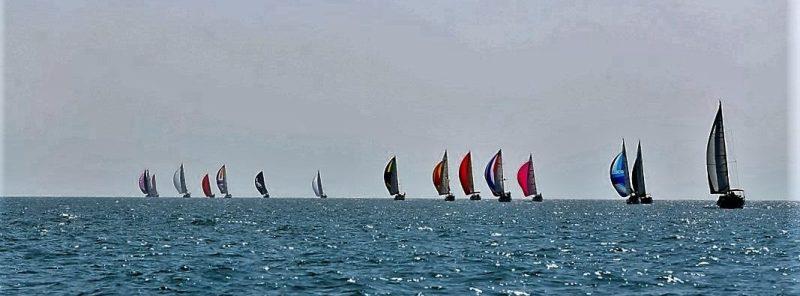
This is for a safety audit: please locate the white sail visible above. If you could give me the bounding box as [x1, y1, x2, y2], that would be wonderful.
[312, 171, 324, 197]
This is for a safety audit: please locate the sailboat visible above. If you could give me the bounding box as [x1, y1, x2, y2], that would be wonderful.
[255, 171, 270, 198]
[138, 169, 152, 197]
[173, 164, 190, 198]
[432, 150, 455, 201]
[459, 152, 481, 200]
[517, 154, 543, 202]
[707, 102, 745, 208]
[150, 174, 159, 197]
[485, 150, 511, 202]
[312, 170, 327, 198]
[216, 165, 232, 198]
[202, 173, 215, 198]
[632, 142, 652, 204]
[384, 156, 406, 200]
[610, 140, 637, 204]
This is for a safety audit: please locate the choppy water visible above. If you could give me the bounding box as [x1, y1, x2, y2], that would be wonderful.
[1, 197, 798, 295]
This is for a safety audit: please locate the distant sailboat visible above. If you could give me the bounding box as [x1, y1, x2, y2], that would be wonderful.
[138, 169, 152, 197]
[255, 171, 270, 198]
[707, 102, 745, 208]
[432, 150, 455, 201]
[384, 156, 406, 200]
[459, 152, 481, 200]
[312, 170, 327, 198]
[173, 164, 190, 198]
[517, 154, 543, 202]
[150, 174, 159, 197]
[485, 150, 511, 202]
[216, 165, 232, 198]
[202, 173, 215, 198]
[631, 142, 652, 204]
[610, 140, 637, 204]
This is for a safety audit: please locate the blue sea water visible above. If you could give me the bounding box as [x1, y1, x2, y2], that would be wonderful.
[1, 197, 798, 295]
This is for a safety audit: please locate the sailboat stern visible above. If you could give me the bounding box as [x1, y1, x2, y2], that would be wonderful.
[717, 190, 745, 208]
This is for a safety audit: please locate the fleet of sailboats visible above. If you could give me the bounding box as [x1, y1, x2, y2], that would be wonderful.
[135, 102, 746, 209]
[384, 156, 405, 200]
[432, 151, 455, 201]
[517, 154, 543, 202]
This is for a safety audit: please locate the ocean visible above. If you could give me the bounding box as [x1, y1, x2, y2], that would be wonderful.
[1, 197, 798, 295]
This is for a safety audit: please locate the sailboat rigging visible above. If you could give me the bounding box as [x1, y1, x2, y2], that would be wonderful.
[217, 165, 232, 198]
[173, 164, 190, 198]
[631, 142, 652, 204]
[384, 156, 406, 200]
[485, 150, 511, 202]
[517, 154, 543, 202]
[432, 150, 455, 201]
[707, 102, 745, 208]
[312, 170, 327, 198]
[459, 152, 481, 200]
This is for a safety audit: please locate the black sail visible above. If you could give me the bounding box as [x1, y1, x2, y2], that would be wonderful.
[255, 171, 268, 196]
[706, 103, 730, 194]
[631, 142, 646, 196]
[384, 157, 400, 195]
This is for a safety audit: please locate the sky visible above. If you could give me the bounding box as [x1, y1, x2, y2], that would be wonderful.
[3, 0, 792, 199]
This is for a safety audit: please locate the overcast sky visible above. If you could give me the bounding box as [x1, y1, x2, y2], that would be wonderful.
[3, 0, 790, 199]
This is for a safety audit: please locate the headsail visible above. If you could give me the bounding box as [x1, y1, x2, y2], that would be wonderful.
[610, 141, 632, 197]
[173, 164, 189, 195]
[517, 154, 538, 197]
[484, 150, 505, 197]
[150, 174, 159, 197]
[312, 171, 324, 197]
[255, 171, 269, 196]
[631, 142, 647, 197]
[384, 156, 400, 195]
[139, 170, 149, 195]
[459, 152, 476, 195]
[216, 165, 229, 195]
[202, 174, 214, 197]
[432, 151, 451, 195]
[706, 103, 730, 194]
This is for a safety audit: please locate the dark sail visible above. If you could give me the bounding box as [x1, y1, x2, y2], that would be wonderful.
[384, 156, 400, 195]
[631, 142, 646, 196]
[255, 171, 268, 196]
[706, 103, 730, 194]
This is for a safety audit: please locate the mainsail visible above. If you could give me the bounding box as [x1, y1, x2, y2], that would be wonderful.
[517, 154, 538, 197]
[173, 164, 189, 195]
[312, 171, 324, 197]
[610, 140, 632, 197]
[139, 169, 149, 195]
[432, 151, 451, 195]
[202, 174, 214, 197]
[216, 165, 229, 195]
[255, 171, 269, 196]
[484, 150, 506, 197]
[459, 152, 477, 195]
[384, 156, 400, 195]
[706, 103, 730, 194]
[631, 142, 647, 197]
[150, 174, 159, 197]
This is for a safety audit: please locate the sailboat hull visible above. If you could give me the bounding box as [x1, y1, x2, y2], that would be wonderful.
[531, 194, 543, 202]
[626, 195, 640, 204]
[262, 194, 270, 198]
[182, 193, 191, 198]
[393, 193, 406, 200]
[640, 195, 653, 204]
[223, 194, 232, 198]
[717, 191, 745, 209]
[469, 194, 481, 200]
[498, 192, 511, 202]
[444, 194, 455, 201]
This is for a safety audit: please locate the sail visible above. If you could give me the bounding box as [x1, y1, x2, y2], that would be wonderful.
[517, 154, 538, 197]
[707, 104, 730, 194]
[216, 165, 228, 195]
[610, 142, 632, 197]
[202, 174, 213, 197]
[484, 150, 505, 197]
[459, 152, 475, 194]
[139, 170, 149, 195]
[384, 157, 400, 195]
[173, 164, 188, 194]
[631, 142, 647, 196]
[255, 171, 268, 196]
[150, 174, 159, 196]
[312, 171, 324, 197]
[432, 151, 451, 195]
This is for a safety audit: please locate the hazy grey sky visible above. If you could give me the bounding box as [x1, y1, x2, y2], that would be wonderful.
[3, 0, 790, 199]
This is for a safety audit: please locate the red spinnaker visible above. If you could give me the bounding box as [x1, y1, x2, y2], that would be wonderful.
[459, 152, 474, 195]
[202, 174, 213, 197]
